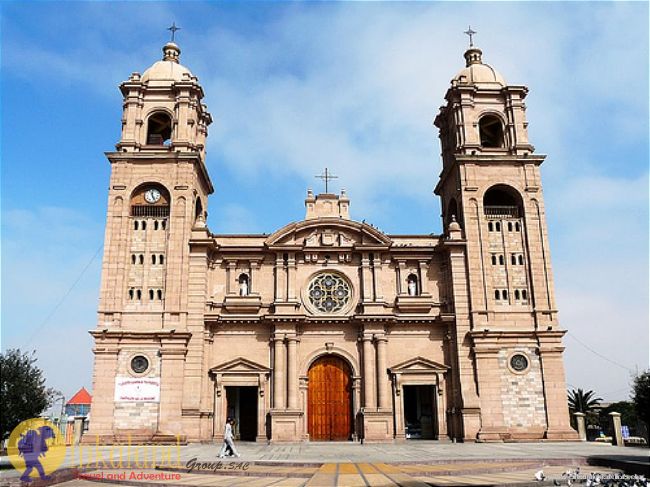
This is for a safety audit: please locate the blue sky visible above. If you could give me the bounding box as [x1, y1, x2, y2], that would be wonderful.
[1, 2, 648, 404]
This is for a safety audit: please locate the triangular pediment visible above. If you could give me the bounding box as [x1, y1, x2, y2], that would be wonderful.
[210, 357, 270, 374]
[266, 219, 391, 248]
[389, 356, 450, 373]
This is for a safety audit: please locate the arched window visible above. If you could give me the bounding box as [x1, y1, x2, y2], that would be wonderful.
[146, 111, 172, 145]
[478, 115, 505, 148]
[495, 290, 500, 300]
[522, 289, 528, 300]
[134, 221, 139, 230]
[160, 255, 165, 265]
[238, 273, 250, 296]
[491, 255, 497, 265]
[149, 289, 154, 300]
[407, 274, 419, 296]
[495, 222, 501, 232]
[514, 290, 520, 300]
[157, 289, 163, 300]
[511, 254, 517, 265]
[162, 219, 167, 230]
[195, 197, 204, 222]
[128, 289, 134, 300]
[515, 222, 521, 231]
[447, 198, 460, 227]
[502, 290, 508, 300]
[518, 255, 524, 265]
[488, 221, 493, 232]
[131, 254, 136, 265]
[499, 255, 504, 265]
[154, 220, 159, 230]
[142, 221, 147, 230]
[139, 254, 144, 265]
[508, 222, 513, 232]
[136, 289, 142, 300]
[484, 185, 522, 219]
[151, 254, 156, 265]
[130, 184, 171, 218]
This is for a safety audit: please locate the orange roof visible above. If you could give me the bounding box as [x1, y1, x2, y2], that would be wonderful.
[66, 387, 92, 405]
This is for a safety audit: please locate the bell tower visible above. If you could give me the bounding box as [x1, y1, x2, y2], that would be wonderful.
[435, 39, 577, 441]
[86, 40, 214, 442]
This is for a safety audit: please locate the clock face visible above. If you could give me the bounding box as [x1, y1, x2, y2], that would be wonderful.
[144, 188, 161, 204]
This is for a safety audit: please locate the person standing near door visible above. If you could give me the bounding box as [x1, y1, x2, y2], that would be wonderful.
[218, 417, 240, 458]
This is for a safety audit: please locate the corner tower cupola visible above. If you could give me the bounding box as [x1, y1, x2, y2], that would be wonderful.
[116, 41, 212, 160]
[435, 44, 534, 170]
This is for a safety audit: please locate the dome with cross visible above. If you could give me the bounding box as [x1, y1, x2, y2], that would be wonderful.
[142, 42, 194, 83]
[452, 47, 506, 88]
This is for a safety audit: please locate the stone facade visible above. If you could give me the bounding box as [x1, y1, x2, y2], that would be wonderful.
[84, 41, 578, 444]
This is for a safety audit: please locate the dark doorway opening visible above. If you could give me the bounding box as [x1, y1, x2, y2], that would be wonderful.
[225, 386, 258, 441]
[403, 385, 437, 440]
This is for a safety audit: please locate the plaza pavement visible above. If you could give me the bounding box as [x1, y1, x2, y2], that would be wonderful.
[1, 442, 647, 487]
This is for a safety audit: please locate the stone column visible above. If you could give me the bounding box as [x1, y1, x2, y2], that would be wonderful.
[375, 336, 389, 409]
[273, 335, 286, 409]
[362, 335, 376, 409]
[418, 260, 429, 294]
[287, 253, 296, 300]
[275, 255, 286, 302]
[226, 261, 236, 295]
[573, 412, 587, 441]
[537, 333, 579, 439]
[286, 336, 299, 409]
[372, 255, 384, 301]
[158, 349, 186, 436]
[473, 347, 505, 440]
[609, 412, 623, 446]
[83, 345, 118, 441]
[397, 261, 406, 294]
[361, 254, 373, 301]
[250, 261, 260, 293]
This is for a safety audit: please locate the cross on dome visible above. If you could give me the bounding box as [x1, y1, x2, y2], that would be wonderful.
[464, 26, 477, 47]
[167, 22, 181, 43]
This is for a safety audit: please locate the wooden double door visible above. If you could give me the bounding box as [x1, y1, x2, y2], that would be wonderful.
[307, 356, 352, 441]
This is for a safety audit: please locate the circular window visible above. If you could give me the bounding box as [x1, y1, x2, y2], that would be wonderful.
[510, 354, 529, 372]
[131, 355, 149, 374]
[308, 272, 351, 313]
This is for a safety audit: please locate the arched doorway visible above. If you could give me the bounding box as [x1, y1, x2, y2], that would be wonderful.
[308, 355, 352, 441]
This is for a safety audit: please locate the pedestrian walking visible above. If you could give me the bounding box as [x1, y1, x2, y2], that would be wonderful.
[218, 417, 240, 458]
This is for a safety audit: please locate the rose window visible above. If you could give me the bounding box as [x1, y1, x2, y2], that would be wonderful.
[308, 273, 351, 313]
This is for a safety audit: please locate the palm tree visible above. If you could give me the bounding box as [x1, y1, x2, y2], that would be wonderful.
[568, 388, 603, 414]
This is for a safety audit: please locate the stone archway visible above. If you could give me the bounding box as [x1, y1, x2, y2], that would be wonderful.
[307, 355, 353, 441]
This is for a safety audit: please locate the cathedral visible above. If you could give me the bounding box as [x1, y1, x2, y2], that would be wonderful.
[86, 38, 578, 444]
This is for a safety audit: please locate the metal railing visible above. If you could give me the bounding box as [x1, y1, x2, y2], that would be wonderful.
[131, 205, 170, 218]
[484, 205, 520, 218]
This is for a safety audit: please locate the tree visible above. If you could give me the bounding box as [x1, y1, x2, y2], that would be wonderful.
[0, 349, 56, 441]
[568, 388, 603, 414]
[568, 388, 603, 429]
[598, 401, 639, 434]
[631, 371, 650, 441]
